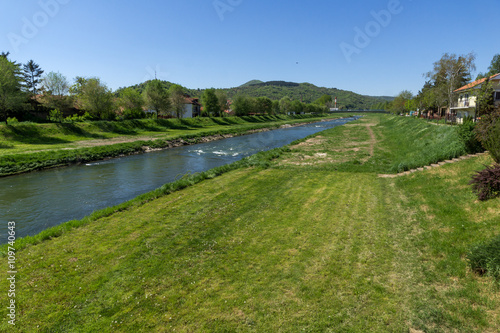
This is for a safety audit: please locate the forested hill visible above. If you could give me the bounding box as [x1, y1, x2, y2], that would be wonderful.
[223, 81, 393, 109]
[117, 80, 394, 110]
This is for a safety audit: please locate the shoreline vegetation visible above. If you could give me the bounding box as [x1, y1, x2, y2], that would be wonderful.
[0, 114, 338, 177]
[1, 114, 499, 332]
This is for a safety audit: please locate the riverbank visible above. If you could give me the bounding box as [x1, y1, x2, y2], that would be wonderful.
[1, 114, 499, 332]
[0, 114, 337, 177]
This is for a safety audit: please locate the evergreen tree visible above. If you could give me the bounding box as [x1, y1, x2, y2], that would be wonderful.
[23, 60, 44, 95]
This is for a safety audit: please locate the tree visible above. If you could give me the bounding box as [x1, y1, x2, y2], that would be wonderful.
[41, 71, 69, 96]
[475, 78, 495, 118]
[215, 90, 228, 117]
[118, 88, 145, 119]
[201, 88, 219, 117]
[315, 94, 333, 107]
[232, 95, 252, 116]
[23, 60, 44, 95]
[477, 54, 500, 79]
[390, 90, 414, 114]
[169, 84, 186, 118]
[77, 77, 116, 120]
[39, 71, 73, 111]
[143, 80, 171, 118]
[271, 100, 280, 115]
[425, 52, 476, 115]
[255, 97, 273, 115]
[0, 56, 26, 123]
[290, 100, 304, 114]
[279, 96, 292, 114]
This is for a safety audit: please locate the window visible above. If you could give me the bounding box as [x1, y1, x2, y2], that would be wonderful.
[495, 91, 500, 100]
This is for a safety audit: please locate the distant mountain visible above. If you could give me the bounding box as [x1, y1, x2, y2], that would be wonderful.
[224, 81, 393, 109]
[239, 80, 264, 87]
[117, 80, 394, 110]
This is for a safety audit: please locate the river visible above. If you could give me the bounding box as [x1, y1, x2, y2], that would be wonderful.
[0, 117, 360, 242]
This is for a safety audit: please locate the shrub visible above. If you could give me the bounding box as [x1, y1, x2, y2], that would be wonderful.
[456, 121, 484, 154]
[6, 117, 18, 124]
[469, 164, 500, 201]
[474, 107, 500, 163]
[467, 234, 500, 280]
[47, 109, 64, 123]
[123, 108, 146, 120]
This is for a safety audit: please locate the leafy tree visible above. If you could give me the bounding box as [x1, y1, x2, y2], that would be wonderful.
[0, 56, 26, 123]
[40, 71, 73, 111]
[476, 54, 500, 79]
[143, 80, 171, 118]
[77, 77, 116, 120]
[290, 100, 304, 114]
[169, 84, 186, 118]
[425, 52, 476, 115]
[476, 78, 495, 118]
[23, 60, 44, 95]
[255, 96, 273, 115]
[201, 88, 219, 117]
[315, 94, 333, 107]
[271, 100, 280, 115]
[279, 96, 292, 114]
[215, 90, 228, 117]
[390, 90, 414, 114]
[119, 88, 145, 119]
[232, 95, 252, 116]
[42, 71, 69, 96]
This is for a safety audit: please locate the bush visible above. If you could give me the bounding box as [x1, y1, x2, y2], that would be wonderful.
[47, 109, 64, 123]
[480, 120, 500, 163]
[6, 117, 18, 124]
[64, 112, 94, 122]
[456, 121, 484, 154]
[474, 107, 500, 163]
[123, 108, 146, 120]
[467, 234, 500, 280]
[469, 164, 500, 201]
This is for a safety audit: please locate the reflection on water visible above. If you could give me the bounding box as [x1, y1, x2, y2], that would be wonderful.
[0, 117, 359, 242]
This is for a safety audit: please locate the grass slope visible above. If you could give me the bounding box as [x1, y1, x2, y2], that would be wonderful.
[1, 115, 499, 332]
[0, 115, 331, 176]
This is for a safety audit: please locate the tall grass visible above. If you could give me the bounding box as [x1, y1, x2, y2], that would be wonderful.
[382, 116, 467, 172]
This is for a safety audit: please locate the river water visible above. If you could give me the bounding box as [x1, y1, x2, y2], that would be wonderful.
[0, 117, 359, 242]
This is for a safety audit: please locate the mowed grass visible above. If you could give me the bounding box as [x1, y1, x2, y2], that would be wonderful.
[1, 114, 499, 332]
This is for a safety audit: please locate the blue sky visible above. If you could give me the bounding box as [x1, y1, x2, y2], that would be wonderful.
[1, 0, 498, 97]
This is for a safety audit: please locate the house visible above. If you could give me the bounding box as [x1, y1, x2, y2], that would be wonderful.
[451, 73, 500, 123]
[183, 96, 201, 118]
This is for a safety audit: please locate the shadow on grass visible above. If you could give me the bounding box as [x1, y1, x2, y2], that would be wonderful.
[55, 123, 107, 139]
[3, 124, 72, 145]
[210, 118, 243, 126]
[0, 143, 14, 149]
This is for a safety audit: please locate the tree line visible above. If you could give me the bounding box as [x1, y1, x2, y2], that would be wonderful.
[0, 52, 330, 124]
[383, 52, 500, 116]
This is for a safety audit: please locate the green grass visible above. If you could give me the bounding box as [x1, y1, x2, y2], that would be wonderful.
[1, 114, 499, 332]
[0, 115, 333, 176]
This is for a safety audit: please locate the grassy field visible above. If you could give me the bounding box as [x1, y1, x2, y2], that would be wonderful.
[1, 115, 499, 332]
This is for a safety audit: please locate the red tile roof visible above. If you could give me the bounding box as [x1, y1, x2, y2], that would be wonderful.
[454, 73, 500, 92]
